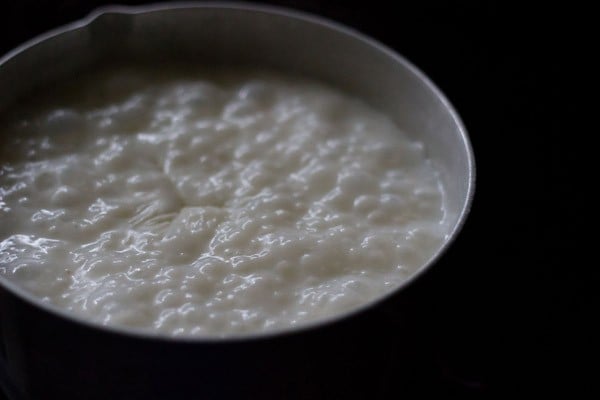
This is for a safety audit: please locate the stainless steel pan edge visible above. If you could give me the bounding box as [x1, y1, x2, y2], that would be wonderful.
[0, 1, 474, 343]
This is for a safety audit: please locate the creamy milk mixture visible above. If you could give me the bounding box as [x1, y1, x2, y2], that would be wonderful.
[0, 67, 447, 336]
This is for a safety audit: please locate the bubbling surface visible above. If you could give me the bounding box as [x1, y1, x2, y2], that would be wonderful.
[0, 67, 448, 337]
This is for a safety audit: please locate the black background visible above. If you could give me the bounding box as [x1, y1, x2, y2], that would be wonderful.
[0, 1, 591, 398]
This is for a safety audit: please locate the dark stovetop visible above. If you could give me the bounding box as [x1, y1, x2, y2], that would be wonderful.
[0, 1, 588, 398]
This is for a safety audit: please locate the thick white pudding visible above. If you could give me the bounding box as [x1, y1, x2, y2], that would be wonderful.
[0, 67, 448, 336]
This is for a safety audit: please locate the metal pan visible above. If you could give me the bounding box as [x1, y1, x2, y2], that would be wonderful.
[0, 3, 475, 399]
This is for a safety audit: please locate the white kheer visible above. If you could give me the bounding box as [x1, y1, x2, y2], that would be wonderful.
[0, 67, 448, 337]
